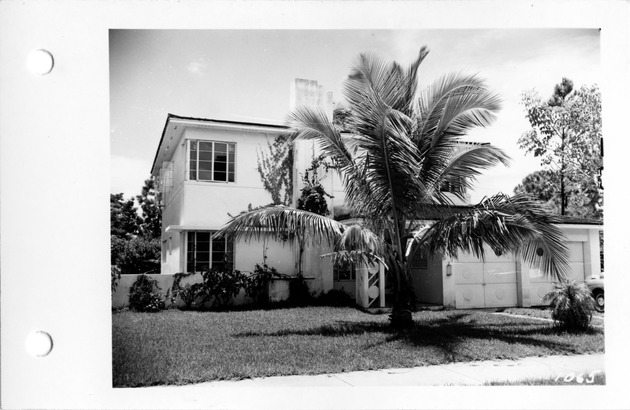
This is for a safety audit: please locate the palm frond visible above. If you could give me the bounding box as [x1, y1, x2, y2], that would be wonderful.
[416, 73, 502, 188]
[213, 205, 345, 247]
[337, 224, 384, 255]
[428, 144, 511, 202]
[411, 193, 570, 280]
[286, 105, 354, 170]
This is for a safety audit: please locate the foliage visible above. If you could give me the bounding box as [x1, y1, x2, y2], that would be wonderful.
[129, 274, 165, 312]
[215, 47, 571, 329]
[195, 267, 248, 308]
[296, 154, 334, 216]
[288, 276, 314, 306]
[110, 193, 140, 239]
[256, 134, 294, 206]
[514, 170, 560, 211]
[519, 80, 602, 218]
[332, 103, 355, 133]
[111, 265, 122, 295]
[111, 236, 160, 275]
[136, 177, 162, 239]
[111, 179, 162, 279]
[316, 289, 354, 307]
[543, 280, 595, 331]
[168, 272, 198, 309]
[244, 263, 290, 303]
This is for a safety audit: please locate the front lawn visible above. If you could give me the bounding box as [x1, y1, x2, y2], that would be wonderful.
[503, 307, 605, 322]
[112, 307, 604, 387]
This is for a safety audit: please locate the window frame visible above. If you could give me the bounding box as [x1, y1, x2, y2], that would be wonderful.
[186, 231, 234, 273]
[333, 259, 356, 281]
[188, 139, 236, 183]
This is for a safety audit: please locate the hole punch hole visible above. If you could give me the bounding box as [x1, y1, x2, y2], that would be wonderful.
[26, 49, 54, 75]
[26, 331, 53, 357]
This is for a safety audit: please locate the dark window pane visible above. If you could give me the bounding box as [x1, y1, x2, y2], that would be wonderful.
[198, 170, 213, 181]
[228, 162, 235, 172]
[228, 173, 235, 182]
[190, 141, 197, 150]
[196, 232, 211, 242]
[190, 170, 197, 180]
[198, 150, 214, 161]
[196, 252, 210, 263]
[198, 160, 212, 171]
[214, 171, 226, 181]
[214, 161, 226, 173]
[199, 141, 213, 151]
[214, 142, 227, 153]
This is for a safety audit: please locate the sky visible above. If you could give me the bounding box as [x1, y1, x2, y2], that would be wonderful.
[110, 29, 600, 203]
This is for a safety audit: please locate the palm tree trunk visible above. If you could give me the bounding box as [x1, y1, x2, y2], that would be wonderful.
[389, 254, 413, 330]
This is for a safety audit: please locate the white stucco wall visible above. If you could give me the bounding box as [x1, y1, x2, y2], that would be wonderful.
[181, 127, 276, 229]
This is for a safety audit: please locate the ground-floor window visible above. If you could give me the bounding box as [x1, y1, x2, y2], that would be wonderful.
[186, 231, 234, 273]
[333, 259, 356, 281]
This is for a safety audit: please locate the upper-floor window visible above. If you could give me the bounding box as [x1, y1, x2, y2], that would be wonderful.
[189, 140, 235, 182]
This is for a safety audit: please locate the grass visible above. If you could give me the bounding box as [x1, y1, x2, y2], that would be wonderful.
[112, 307, 604, 387]
[485, 373, 606, 385]
[503, 307, 605, 322]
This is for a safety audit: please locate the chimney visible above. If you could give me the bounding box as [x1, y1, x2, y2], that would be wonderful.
[289, 78, 333, 120]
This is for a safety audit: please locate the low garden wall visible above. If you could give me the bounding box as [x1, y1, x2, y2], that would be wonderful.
[112, 273, 292, 309]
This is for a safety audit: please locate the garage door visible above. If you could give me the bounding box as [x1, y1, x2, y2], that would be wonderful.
[529, 241, 585, 306]
[453, 248, 518, 309]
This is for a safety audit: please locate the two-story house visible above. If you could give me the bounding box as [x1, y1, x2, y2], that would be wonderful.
[126, 78, 604, 311]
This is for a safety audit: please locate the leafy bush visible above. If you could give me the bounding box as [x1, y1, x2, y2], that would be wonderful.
[543, 280, 595, 331]
[111, 265, 122, 295]
[111, 235, 160, 275]
[288, 276, 314, 306]
[244, 264, 290, 303]
[168, 272, 199, 309]
[316, 289, 354, 307]
[196, 268, 247, 308]
[129, 274, 165, 312]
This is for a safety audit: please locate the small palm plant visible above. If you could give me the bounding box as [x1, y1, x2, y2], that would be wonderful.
[543, 280, 595, 331]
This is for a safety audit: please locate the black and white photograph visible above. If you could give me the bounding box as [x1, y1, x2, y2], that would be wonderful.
[110, 28, 605, 386]
[1, 1, 628, 409]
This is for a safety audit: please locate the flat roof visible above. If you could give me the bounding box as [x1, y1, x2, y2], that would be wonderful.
[151, 113, 291, 175]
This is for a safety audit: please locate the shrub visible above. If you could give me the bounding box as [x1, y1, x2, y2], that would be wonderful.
[168, 272, 199, 309]
[111, 265, 121, 295]
[288, 276, 314, 306]
[244, 264, 290, 303]
[111, 236, 160, 275]
[316, 289, 354, 307]
[543, 280, 595, 331]
[129, 274, 165, 312]
[196, 267, 247, 308]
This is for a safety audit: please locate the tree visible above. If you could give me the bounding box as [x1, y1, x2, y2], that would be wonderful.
[215, 47, 570, 329]
[514, 170, 560, 213]
[136, 177, 162, 239]
[519, 79, 602, 218]
[110, 193, 140, 239]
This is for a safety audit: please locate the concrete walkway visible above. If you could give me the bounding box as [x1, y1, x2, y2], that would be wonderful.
[149, 353, 604, 389]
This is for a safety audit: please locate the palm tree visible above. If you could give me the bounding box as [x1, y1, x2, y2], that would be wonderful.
[215, 47, 570, 328]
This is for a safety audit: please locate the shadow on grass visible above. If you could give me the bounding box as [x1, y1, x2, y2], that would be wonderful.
[233, 312, 602, 358]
